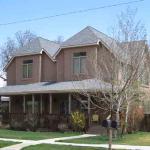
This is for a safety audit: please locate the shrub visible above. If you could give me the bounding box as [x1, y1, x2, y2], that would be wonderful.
[24, 114, 38, 131]
[71, 111, 86, 132]
[127, 104, 144, 133]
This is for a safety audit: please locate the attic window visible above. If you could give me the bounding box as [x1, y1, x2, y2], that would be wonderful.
[73, 52, 86, 57]
[22, 59, 33, 79]
[23, 60, 33, 64]
[73, 52, 86, 74]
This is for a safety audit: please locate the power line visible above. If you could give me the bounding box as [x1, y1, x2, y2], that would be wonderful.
[0, 0, 144, 26]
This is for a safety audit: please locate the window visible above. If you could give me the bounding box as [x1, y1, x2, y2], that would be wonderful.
[122, 64, 132, 81]
[139, 63, 149, 85]
[140, 70, 149, 85]
[22, 60, 33, 78]
[73, 52, 86, 74]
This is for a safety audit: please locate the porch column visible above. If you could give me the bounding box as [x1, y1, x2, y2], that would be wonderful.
[9, 97, 11, 113]
[49, 94, 52, 114]
[32, 94, 35, 114]
[23, 95, 26, 113]
[40, 94, 42, 114]
[88, 96, 91, 115]
[68, 93, 72, 114]
[88, 95, 91, 125]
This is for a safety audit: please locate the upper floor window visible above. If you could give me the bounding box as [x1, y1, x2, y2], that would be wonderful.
[139, 62, 149, 85]
[22, 60, 33, 79]
[140, 70, 149, 85]
[73, 52, 86, 74]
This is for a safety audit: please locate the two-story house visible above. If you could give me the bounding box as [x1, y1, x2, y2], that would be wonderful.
[0, 26, 149, 132]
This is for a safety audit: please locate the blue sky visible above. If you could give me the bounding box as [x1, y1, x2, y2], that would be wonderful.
[0, 0, 149, 45]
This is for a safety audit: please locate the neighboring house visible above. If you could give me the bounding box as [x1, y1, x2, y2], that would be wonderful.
[0, 72, 6, 87]
[0, 26, 149, 131]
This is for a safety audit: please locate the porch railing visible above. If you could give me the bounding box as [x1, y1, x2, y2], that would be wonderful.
[2, 113, 71, 131]
[1, 112, 90, 131]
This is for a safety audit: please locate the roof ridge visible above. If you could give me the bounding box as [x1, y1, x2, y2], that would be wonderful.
[85, 26, 100, 41]
[61, 26, 94, 44]
[37, 37, 43, 50]
[38, 36, 60, 45]
[87, 26, 115, 42]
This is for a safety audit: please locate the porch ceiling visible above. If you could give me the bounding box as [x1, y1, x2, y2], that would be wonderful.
[0, 79, 113, 96]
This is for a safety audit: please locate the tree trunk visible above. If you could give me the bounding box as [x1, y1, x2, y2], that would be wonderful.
[108, 128, 112, 150]
[124, 103, 130, 133]
[114, 109, 120, 138]
[116, 110, 120, 125]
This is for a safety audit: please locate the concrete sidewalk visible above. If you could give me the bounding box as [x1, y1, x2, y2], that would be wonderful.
[0, 134, 150, 150]
[0, 134, 95, 150]
[53, 142, 150, 150]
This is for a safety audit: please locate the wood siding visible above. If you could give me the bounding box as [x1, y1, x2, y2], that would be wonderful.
[41, 52, 56, 82]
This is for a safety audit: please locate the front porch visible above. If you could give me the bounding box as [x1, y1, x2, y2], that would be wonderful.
[2, 93, 90, 131]
[0, 80, 113, 132]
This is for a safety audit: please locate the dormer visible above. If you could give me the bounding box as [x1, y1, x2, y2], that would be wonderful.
[5, 37, 60, 85]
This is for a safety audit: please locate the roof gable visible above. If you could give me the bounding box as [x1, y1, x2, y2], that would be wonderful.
[39, 37, 60, 56]
[54, 26, 121, 59]
[13, 37, 60, 57]
[61, 26, 99, 48]
[4, 37, 60, 70]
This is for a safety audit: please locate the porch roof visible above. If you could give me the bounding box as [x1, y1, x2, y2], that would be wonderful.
[0, 79, 113, 96]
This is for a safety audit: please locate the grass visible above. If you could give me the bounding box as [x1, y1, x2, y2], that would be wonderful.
[60, 132, 150, 146]
[22, 144, 107, 150]
[0, 129, 80, 140]
[0, 140, 19, 148]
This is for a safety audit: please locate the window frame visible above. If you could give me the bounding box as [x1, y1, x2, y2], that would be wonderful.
[22, 59, 33, 79]
[72, 52, 86, 75]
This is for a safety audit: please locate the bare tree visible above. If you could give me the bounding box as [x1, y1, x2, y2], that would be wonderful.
[0, 38, 16, 69]
[113, 7, 148, 133]
[72, 8, 147, 150]
[15, 30, 36, 48]
[54, 36, 64, 44]
[0, 30, 36, 80]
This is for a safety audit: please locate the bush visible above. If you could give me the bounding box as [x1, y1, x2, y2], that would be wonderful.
[127, 104, 144, 133]
[24, 114, 38, 131]
[71, 111, 86, 132]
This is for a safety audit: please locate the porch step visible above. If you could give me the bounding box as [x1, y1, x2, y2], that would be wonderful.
[87, 125, 107, 135]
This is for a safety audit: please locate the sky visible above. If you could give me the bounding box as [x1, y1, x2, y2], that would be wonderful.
[0, 0, 149, 44]
[0, 0, 149, 86]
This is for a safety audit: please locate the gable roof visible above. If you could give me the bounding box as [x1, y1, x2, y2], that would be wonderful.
[61, 26, 99, 47]
[13, 37, 60, 57]
[4, 37, 60, 70]
[5, 26, 147, 71]
[54, 26, 121, 59]
[61, 26, 117, 48]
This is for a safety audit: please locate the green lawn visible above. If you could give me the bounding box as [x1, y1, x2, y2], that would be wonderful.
[22, 144, 106, 150]
[0, 140, 19, 148]
[60, 132, 150, 146]
[0, 129, 80, 140]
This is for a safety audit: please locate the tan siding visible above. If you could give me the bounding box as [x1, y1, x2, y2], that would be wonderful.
[97, 44, 118, 82]
[6, 44, 119, 85]
[15, 55, 41, 84]
[7, 59, 16, 85]
[56, 51, 64, 81]
[41, 52, 56, 82]
[56, 45, 98, 81]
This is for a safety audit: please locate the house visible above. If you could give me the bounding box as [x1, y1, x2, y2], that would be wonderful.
[0, 26, 149, 132]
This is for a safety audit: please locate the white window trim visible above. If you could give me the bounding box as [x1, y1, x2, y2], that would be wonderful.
[73, 55, 86, 74]
[22, 62, 33, 79]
